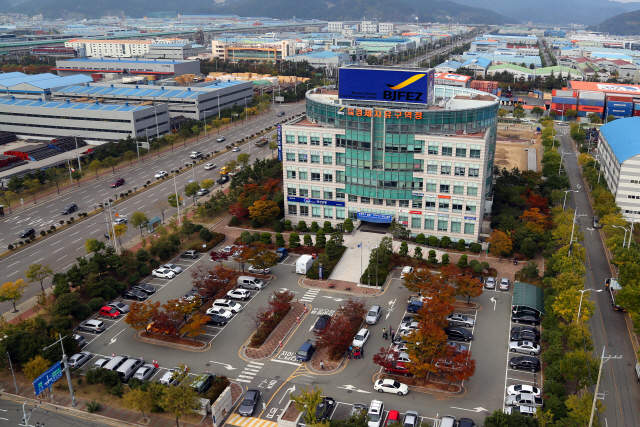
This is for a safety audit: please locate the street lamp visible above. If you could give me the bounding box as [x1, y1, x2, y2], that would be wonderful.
[563, 189, 578, 210]
[611, 225, 630, 248]
[231, 113, 239, 126]
[576, 288, 603, 323]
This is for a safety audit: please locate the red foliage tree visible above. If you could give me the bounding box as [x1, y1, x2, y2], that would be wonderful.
[337, 298, 368, 325]
[414, 297, 454, 329]
[192, 264, 236, 300]
[268, 289, 294, 315]
[262, 178, 281, 197]
[209, 250, 230, 264]
[404, 322, 448, 377]
[317, 315, 356, 359]
[441, 350, 476, 383]
[372, 346, 396, 369]
[525, 192, 549, 215]
[229, 202, 250, 220]
[454, 275, 484, 304]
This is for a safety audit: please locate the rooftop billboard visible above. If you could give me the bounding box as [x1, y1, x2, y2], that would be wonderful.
[338, 68, 434, 105]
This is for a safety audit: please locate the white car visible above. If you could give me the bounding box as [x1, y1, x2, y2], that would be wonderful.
[113, 218, 127, 225]
[162, 263, 183, 274]
[391, 351, 411, 363]
[227, 289, 251, 300]
[205, 307, 233, 319]
[505, 393, 543, 407]
[154, 171, 168, 178]
[204, 163, 217, 170]
[232, 147, 240, 152]
[508, 341, 541, 355]
[221, 245, 235, 254]
[485, 277, 496, 289]
[152, 268, 176, 279]
[190, 151, 203, 159]
[445, 313, 475, 327]
[399, 321, 419, 334]
[373, 379, 409, 396]
[213, 299, 243, 313]
[400, 266, 414, 279]
[352, 328, 370, 347]
[500, 278, 510, 291]
[507, 384, 541, 398]
[196, 188, 210, 196]
[159, 368, 181, 386]
[248, 265, 271, 274]
[216, 136, 226, 142]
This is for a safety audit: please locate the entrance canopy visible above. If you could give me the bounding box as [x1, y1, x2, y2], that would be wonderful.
[512, 282, 545, 315]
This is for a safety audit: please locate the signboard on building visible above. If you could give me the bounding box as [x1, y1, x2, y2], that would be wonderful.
[339, 68, 434, 105]
[277, 124, 282, 161]
[357, 212, 393, 223]
[33, 361, 63, 396]
[287, 196, 345, 207]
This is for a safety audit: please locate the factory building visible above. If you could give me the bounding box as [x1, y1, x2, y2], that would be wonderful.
[53, 58, 201, 80]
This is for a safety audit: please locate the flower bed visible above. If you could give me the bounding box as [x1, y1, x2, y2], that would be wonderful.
[249, 305, 292, 347]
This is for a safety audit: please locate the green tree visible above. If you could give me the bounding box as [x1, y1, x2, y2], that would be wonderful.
[85, 238, 106, 254]
[531, 106, 544, 118]
[565, 109, 578, 120]
[102, 156, 118, 174]
[0, 279, 28, 313]
[130, 211, 150, 237]
[512, 106, 526, 120]
[184, 181, 200, 204]
[25, 263, 53, 292]
[268, 140, 278, 157]
[399, 241, 408, 257]
[237, 153, 251, 167]
[315, 230, 326, 248]
[45, 167, 65, 195]
[123, 388, 155, 423]
[160, 364, 202, 427]
[124, 151, 136, 166]
[179, 128, 191, 146]
[168, 193, 181, 208]
[23, 179, 40, 204]
[289, 232, 300, 248]
[71, 170, 83, 186]
[88, 159, 102, 180]
[23, 355, 51, 382]
[290, 385, 323, 425]
[413, 246, 423, 260]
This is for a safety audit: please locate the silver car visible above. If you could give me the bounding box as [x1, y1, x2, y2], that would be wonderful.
[107, 301, 130, 314]
[162, 263, 183, 274]
[485, 277, 496, 289]
[505, 393, 543, 407]
[68, 351, 92, 369]
[500, 278, 510, 291]
[509, 341, 541, 355]
[365, 305, 382, 325]
[446, 313, 475, 328]
[133, 364, 157, 381]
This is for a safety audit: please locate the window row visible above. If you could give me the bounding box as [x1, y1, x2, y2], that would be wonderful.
[397, 216, 476, 234]
[426, 161, 481, 177]
[288, 204, 345, 220]
[426, 142, 482, 159]
[285, 168, 333, 182]
[287, 185, 344, 201]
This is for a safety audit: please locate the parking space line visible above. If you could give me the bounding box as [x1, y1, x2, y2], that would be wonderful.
[506, 377, 537, 383]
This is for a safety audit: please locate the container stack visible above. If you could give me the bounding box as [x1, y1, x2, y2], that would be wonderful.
[470, 80, 499, 94]
[576, 91, 605, 119]
[551, 89, 578, 117]
[606, 95, 634, 119]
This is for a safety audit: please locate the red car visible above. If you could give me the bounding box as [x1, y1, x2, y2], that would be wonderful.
[386, 410, 400, 427]
[99, 306, 121, 318]
[110, 178, 125, 188]
[384, 361, 412, 377]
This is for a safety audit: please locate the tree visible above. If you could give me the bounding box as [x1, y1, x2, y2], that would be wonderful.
[237, 153, 251, 167]
[85, 238, 106, 254]
[0, 279, 28, 313]
[512, 106, 526, 120]
[180, 314, 209, 342]
[413, 246, 423, 260]
[123, 388, 155, 423]
[315, 230, 326, 248]
[23, 355, 51, 382]
[23, 179, 39, 203]
[103, 156, 118, 174]
[229, 203, 250, 221]
[531, 106, 544, 118]
[454, 275, 484, 304]
[191, 264, 236, 300]
[113, 223, 127, 250]
[290, 385, 324, 425]
[519, 261, 539, 279]
[45, 167, 65, 195]
[372, 346, 398, 370]
[565, 392, 604, 426]
[184, 181, 200, 204]
[25, 263, 53, 292]
[317, 315, 355, 359]
[201, 179, 214, 191]
[179, 128, 191, 146]
[565, 109, 578, 120]
[399, 241, 408, 257]
[248, 199, 280, 225]
[549, 110, 558, 119]
[289, 232, 300, 248]
[232, 244, 252, 272]
[71, 170, 83, 186]
[168, 193, 182, 208]
[587, 112, 602, 124]
[404, 323, 448, 377]
[487, 229, 513, 257]
[483, 410, 539, 427]
[155, 199, 170, 223]
[130, 211, 149, 237]
[440, 350, 476, 383]
[124, 300, 161, 330]
[88, 159, 102, 180]
[498, 108, 508, 118]
[268, 140, 278, 157]
[249, 249, 279, 275]
[161, 364, 201, 427]
[124, 150, 136, 166]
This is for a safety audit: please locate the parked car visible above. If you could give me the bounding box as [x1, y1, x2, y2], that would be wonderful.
[512, 307, 539, 316]
[162, 263, 183, 274]
[511, 312, 541, 325]
[349, 403, 368, 419]
[446, 341, 468, 355]
[239, 389, 261, 416]
[206, 314, 229, 326]
[385, 410, 399, 427]
[248, 265, 270, 274]
[352, 328, 370, 347]
[152, 268, 176, 279]
[384, 361, 412, 377]
[61, 203, 78, 215]
[499, 278, 510, 291]
[445, 313, 475, 327]
[181, 250, 199, 259]
[406, 300, 423, 313]
[315, 397, 336, 421]
[439, 415, 458, 427]
[212, 299, 243, 313]
[373, 379, 409, 396]
[133, 283, 156, 295]
[507, 384, 541, 398]
[196, 188, 210, 196]
[367, 400, 385, 427]
[313, 315, 331, 334]
[296, 340, 315, 362]
[133, 364, 156, 381]
[232, 147, 240, 152]
[113, 218, 127, 225]
[485, 277, 496, 289]
[510, 326, 540, 341]
[505, 393, 543, 407]
[221, 245, 235, 253]
[93, 356, 112, 368]
[68, 351, 92, 369]
[78, 319, 106, 333]
[227, 289, 251, 300]
[509, 341, 541, 355]
[458, 418, 476, 427]
[365, 305, 382, 325]
[191, 372, 216, 394]
[593, 216, 602, 229]
[18, 228, 35, 238]
[509, 356, 541, 372]
[206, 307, 233, 319]
[110, 178, 125, 188]
[159, 368, 181, 386]
[216, 136, 226, 142]
[73, 334, 87, 348]
[400, 266, 414, 279]
[403, 410, 420, 427]
[505, 406, 537, 416]
[122, 289, 148, 301]
[107, 301, 130, 314]
[204, 163, 217, 170]
[154, 171, 168, 178]
[511, 330, 540, 343]
[444, 326, 473, 341]
[217, 175, 230, 185]
[99, 306, 121, 318]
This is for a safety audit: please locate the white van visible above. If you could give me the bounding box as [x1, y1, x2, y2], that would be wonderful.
[237, 276, 266, 290]
[103, 355, 129, 372]
[116, 358, 145, 382]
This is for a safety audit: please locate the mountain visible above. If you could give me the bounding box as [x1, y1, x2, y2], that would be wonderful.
[4, 0, 514, 24]
[451, 0, 640, 25]
[588, 9, 640, 34]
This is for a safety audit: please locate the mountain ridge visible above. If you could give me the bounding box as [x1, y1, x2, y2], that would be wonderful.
[588, 8, 640, 34]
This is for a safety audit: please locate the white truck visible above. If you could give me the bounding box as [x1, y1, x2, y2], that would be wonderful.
[295, 255, 315, 274]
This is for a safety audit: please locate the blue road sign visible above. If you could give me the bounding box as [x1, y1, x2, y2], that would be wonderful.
[33, 361, 63, 395]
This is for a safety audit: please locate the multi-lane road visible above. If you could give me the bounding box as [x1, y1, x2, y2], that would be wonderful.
[0, 102, 306, 313]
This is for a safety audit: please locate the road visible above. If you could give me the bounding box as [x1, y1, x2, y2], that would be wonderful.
[0, 102, 306, 314]
[556, 124, 640, 427]
[401, 36, 475, 68]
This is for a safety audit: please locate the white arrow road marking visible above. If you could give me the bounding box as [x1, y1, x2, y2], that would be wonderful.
[386, 298, 396, 319]
[490, 297, 497, 310]
[279, 385, 296, 404]
[109, 329, 126, 345]
[337, 385, 371, 393]
[270, 359, 301, 366]
[321, 296, 344, 302]
[310, 319, 317, 333]
[450, 407, 488, 413]
[208, 361, 236, 370]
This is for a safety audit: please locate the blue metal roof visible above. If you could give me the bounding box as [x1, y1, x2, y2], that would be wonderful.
[600, 117, 640, 163]
[0, 72, 26, 81]
[54, 80, 247, 99]
[0, 98, 148, 112]
[63, 58, 188, 64]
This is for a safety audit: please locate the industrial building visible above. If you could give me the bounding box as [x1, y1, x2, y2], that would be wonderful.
[285, 50, 351, 68]
[64, 39, 153, 57]
[0, 98, 170, 143]
[53, 58, 201, 80]
[598, 118, 640, 219]
[145, 43, 207, 60]
[0, 72, 93, 99]
[281, 66, 500, 243]
[433, 73, 472, 88]
[211, 40, 294, 62]
[51, 79, 253, 121]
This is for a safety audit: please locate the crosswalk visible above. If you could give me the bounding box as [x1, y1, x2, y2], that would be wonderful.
[300, 288, 320, 303]
[236, 361, 264, 383]
[227, 415, 277, 427]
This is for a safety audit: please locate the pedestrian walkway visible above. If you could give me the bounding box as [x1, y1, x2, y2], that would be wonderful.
[235, 361, 264, 383]
[227, 414, 277, 427]
[299, 288, 319, 303]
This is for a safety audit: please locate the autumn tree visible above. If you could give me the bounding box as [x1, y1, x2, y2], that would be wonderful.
[164, 298, 201, 323]
[337, 298, 367, 325]
[404, 323, 448, 377]
[317, 315, 355, 359]
[565, 392, 604, 426]
[161, 364, 202, 427]
[180, 314, 209, 342]
[102, 156, 118, 174]
[0, 279, 28, 313]
[454, 275, 484, 304]
[25, 263, 53, 292]
[123, 388, 155, 423]
[249, 247, 279, 274]
[520, 208, 547, 234]
[229, 202, 250, 221]
[232, 244, 252, 273]
[268, 289, 294, 315]
[191, 264, 235, 300]
[290, 385, 324, 425]
[248, 198, 280, 225]
[124, 300, 161, 330]
[130, 211, 149, 237]
[88, 159, 102, 180]
[439, 350, 476, 384]
[413, 296, 454, 329]
[487, 229, 513, 258]
[23, 355, 51, 382]
[85, 238, 106, 254]
[372, 346, 398, 370]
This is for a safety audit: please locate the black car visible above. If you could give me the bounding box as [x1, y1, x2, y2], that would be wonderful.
[217, 175, 230, 185]
[511, 330, 540, 343]
[18, 228, 35, 238]
[123, 289, 148, 301]
[458, 418, 476, 427]
[191, 372, 216, 394]
[313, 315, 331, 334]
[444, 326, 473, 342]
[278, 111, 286, 117]
[239, 389, 261, 417]
[509, 356, 541, 372]
[512, 307, 539, 316]
[315, 397, 336, 421]
[512, 312, 541, 325]
[402, 315, 415, 324]
[133, 283, 156, 295]
[61, 203, 78, 215]
[510, 326, 540, 339]
[206, 314, 228, 326]
[181, 250, 198, 259]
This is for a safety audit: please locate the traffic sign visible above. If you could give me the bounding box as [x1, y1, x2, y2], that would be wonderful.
[33, 361, 63, 395]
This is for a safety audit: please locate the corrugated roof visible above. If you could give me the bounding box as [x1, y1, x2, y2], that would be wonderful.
[512, 282, 545, 315]
[600, 117, 640, 164]
[0, 98, 148, 112]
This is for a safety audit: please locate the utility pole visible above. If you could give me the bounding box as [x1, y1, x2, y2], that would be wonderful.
[588, 346, 622, 427]
[19, 401, 41, 427]
[568, 209, 587, 256]
[7, 351, 18, 394]
[174, 171, 181, 226]
[559, 150, 572, 175]
[43, 334, 77, 407]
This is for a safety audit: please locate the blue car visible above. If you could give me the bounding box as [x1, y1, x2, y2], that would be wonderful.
[406, 300, 423, 313]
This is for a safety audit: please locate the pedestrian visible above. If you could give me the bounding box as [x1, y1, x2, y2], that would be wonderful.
[391, 329, 395, 342]
[320, 360, 325, 371]
[360, 347, 364, 358]
[382, 328, 386, 339]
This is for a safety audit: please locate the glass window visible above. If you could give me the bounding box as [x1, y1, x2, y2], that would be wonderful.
[299, 170, 308, 180]
[323, 155, 332, 165]
[455, 166, 465, 176]
[374, 198, 383, 205]
[441, 164, 451, 175]
[452, 200, 463, 213]
[349, 195, 358, 202]
[470, 145, 481, 158]
[323, 137, 332, 146]
[288, 204, 297, 214]
[336, 207, 345, 220]
[451, 220, 461, 233]
[468, 167, 479, 178]
[399, 200, 409, 207]
[312, 188, 321, 198]
[425, 197, 436, 210]
[324, 190, 333, 200]
[298, 133, 307, 144]
[323, 172, 333, 182]
[427, 162, 438, 174]
[310, 134, 320, 145]
[442, 145, 452, 156]
[286, 152, 296, 161]
[311, 172, 320, 181]
[312, 206, 321, 218]
[287, 170, 296, 179]
[426, 180, 437, 192]
[386, 199, 396, 206]
[324, 206, 333, 218]
[466, 202, 477, 213]
[361, 197, 370, 204]
[424, 216, 435, 230]
[399, 215, 408, 225]
[310, 154, 320, 164]
[428, 143, 439, 155]
[464, 222, 475, 234]
[411, 216, 421, 228]
[300, 205, 309, 216]
[440, 183, 450, 193]
[336, 153, 346, 165]
[287, 187, 297, 196]
[286, 134, 295, 144]
[438, 219, 448, 231]
[298, 152, 308, 162]
[412, 200, 422, 208]
[439, 199, 449, 211]
[467, 184, 477, 196]
[456, 146, 467, 157]
[336, 191, 345, 201]
[299, 188, 309, 197]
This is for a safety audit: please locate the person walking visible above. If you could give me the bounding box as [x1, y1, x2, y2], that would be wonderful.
[390, 328, 395, 342]
[320, 360, 325, 371]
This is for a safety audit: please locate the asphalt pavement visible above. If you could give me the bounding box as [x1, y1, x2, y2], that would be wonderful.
[0, 103, 305, 314]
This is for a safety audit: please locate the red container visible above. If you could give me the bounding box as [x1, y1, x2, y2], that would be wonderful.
[634, 110, 640, 117]
[552, 89, 557, 96]
[606, 95, 634, 102]
[578, 105, 604, 113]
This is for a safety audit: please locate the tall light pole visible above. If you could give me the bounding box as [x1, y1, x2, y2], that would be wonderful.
[611, 224, 629, 248]
[563, 189, 578, 210]
[43, 334, 77, 407]
[568, 209, 587, 256]
[173, 170, 181, 226]
[576, 288, 602, 323]
[588, 347, 622, 427]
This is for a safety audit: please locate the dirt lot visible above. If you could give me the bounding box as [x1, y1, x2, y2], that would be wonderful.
[496, 123, 543, 172]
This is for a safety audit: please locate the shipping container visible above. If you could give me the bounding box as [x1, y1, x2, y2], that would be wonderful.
[577, 111, 587, 117]
[555, 90, 577, 98]
[552, 97, 578, 105]
[578, 91, 606, 101]
[606, 95, 635, 102]
[634, 110, 640, 116]
[608, 102, 633, 108]
[635, 103, 640, 110]
[578, 99, 605, 107]
[578, 105, 604, 113]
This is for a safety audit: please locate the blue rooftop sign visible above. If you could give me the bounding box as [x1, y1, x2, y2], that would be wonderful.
[339, 68, 434, 105]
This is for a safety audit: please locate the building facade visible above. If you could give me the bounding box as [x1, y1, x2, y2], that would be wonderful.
[53, 58, 201, 80]
[65, 39, 153, 58]
[281, 80, 499, 243]
[210, 40, 293, 62]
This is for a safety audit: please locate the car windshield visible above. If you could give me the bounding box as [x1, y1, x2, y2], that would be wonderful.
[368, 310, 377, 316]
[242, 398, 254, 406]
[298, 350, 307, 357]
[355, 334, 364, 340]
[370, 413, 380, 422]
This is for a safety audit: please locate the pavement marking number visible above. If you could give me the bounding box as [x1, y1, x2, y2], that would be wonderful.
[310, 308, 335, 316]
[277, 351, 299, 362]
[258, 379, 278, 389]
[266, 408, 286, 419]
